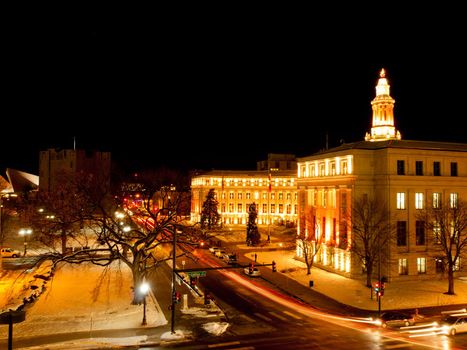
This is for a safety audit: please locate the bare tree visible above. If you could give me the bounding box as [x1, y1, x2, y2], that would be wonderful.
[417, 199, 467, 295]
[349, 195, 394, 288]
[19, 167, 201, 305]
[297, 207, 324, 275]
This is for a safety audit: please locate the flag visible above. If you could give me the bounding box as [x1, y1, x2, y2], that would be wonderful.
[268, 172, 272, 192]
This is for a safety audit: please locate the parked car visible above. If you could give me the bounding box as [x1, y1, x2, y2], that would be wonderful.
[224, 253, 238, 265]
[0, 247, 21, 258]
[440, 313, 467, 336]
[378, 311, 415, 328]
[214, 250, 227, 258]
[209, 247, 222, 254]
[243, 266, 261, 277]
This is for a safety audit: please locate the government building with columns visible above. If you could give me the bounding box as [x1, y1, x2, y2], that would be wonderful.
[191, 154, 298, 226]
[296, 69, 467, 281]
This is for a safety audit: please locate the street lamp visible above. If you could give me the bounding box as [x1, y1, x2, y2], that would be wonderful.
[139, 282, 150, 326]
[18, 228, 32, 256]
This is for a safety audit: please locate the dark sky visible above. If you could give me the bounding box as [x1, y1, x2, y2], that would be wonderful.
[2, 18, 466, 176]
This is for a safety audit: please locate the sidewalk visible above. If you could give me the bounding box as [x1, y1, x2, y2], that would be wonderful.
[218, 229, 467, 314]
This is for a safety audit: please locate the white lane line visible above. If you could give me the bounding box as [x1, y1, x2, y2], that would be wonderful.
[269, 311, 288, 321]
[254, 312, 273, 322]
[283, 310, 302, 319]
[208, 341, 241, 348]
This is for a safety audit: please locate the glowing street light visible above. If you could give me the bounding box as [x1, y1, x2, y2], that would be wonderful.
[139, 282, 150, 326]
[18, 228, 33, 256]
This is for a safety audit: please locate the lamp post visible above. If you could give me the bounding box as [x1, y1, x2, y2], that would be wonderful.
[139, 282, 149, 326]
[18, 228, 32, 257]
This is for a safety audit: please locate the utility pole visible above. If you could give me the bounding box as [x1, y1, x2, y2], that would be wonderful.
[171, 228, 177, 334]
[378, 232, 381, 317]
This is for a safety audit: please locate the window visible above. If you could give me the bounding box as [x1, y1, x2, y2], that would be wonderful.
[271, 193, 276, 200]
[397, 221, 407, 246]
[322, 190, 327, 208]
[433, 161, 441, 176]
[301, 165, 306, 177]
[262, 193, 267, 200]
[262, 204, 267, 213]
[294, 204, 297, 214]
[221, 204, 225, 213]
[237, 203, 242, 213]
[399, 259, 408, 275]
[221, 192, 226, 199]
[229, 192, 234, 199]
[238, 193, 243, 200]
[450, 193, 458, 208]
[451, 162, 458, 176]
[229, 203, 234, 212]
[397, 160, 405, 175]
[254, 192, 259, 200]
[319, 163, 325, 176]
[417, 258, 426, 274]
[286, 204, 291, 214]
[270, 204, 275, 213]
[278, 204, 283, 213]
[433, 192, 442, 209]
[341, 161, 348, 175]
[278, 192, 283, 200]
[416, 221, 425, 245]
[286, 193, 291, 200]
[330, 162, 336, 175]
[415, 192, 424, 209]
[397, 192, 406, 209]
[433, 221, 441, 244]
[246, 192, 251, 199]
[415, 161, 423, 175]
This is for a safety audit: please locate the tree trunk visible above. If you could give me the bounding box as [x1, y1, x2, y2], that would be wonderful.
[366, 266, 373, 288]
[132, 266, 145, 304]
[306, 259, 311, 275]
[447, 266, 455, 295]
[61, 231, 67, 255]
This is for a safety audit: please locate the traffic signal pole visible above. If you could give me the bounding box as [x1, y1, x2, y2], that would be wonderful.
[171, 228, 177, 334]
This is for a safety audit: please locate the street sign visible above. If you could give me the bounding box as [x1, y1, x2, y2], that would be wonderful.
[0, 310, 26, 324]
[187, 271, 206, 278]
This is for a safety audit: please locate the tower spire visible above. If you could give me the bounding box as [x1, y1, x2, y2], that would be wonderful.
[365, 69, 401, 141]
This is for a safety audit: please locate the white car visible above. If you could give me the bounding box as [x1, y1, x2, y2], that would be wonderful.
[209, 247, 222, 254]
[440, 313, 467, 336]
[1, 248, 21, 258]
[244, 266, 261, 277]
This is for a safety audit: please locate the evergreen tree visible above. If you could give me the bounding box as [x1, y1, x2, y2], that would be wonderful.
[246, 202, 260, 246]
[200, 189, 220, 229]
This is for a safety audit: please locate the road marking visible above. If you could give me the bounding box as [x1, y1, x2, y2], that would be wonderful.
[269, 311, 288, 321]
[254, 312, 273, 322]
[239, 314, 255, 322]
[283, 310, 302, 319]
[384, 344, 412, 349]
[208, 341, 241, 348]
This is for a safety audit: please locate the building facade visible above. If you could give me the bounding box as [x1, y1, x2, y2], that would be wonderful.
[296, 69, 467, 281]
[39, 149, 111, 192]
[191, 170, 297, 226]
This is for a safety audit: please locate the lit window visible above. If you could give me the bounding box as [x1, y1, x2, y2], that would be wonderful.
[415, 193, 424, 209]
[432, 192, 441, 209]
[262, 203, 267, 213]
[229, 193, 234, 199]
[262, 193, 267, 200]
[278, 192, 283, 200]
[238, 193, 242, 200]
[237, 203, 242, 213]
[450, 193, 458, 208]
[271, 204, 275, 213]
[286, 204, 291, 214]
[254, 192, 259, 200]
[246, 192, 251, 199]
[399, 259, 408, 275]
[341, 161, 348, 175]
[271, 193, 275, 200]
[229, 203, 234, 213]
[397, 192, 406, 209]
[417, 257, 426, 274]
[433, 221, 441, 244]
[279, 204, 283, 213]
[319, 163, 325, 176]
[286, 193, 291, 200]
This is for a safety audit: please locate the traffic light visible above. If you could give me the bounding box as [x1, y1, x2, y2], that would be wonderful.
[173, 291, 181, 303]
[272, 261, 276, 272]
[374, 282, 380, 293]
[190, 276, 197, 287]
[249, 262, 254, 274]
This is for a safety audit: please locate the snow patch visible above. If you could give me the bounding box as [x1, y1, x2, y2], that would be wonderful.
[202, 321, 229, 336]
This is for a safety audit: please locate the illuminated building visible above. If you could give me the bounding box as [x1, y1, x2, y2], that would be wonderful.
[297, 69, 467, 281]
[191, 169, 297, 226]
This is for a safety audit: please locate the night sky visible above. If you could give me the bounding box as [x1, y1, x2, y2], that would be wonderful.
[2, 19, 466, 176]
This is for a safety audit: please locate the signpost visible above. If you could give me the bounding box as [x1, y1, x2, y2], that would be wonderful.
[0, 310, 26, 350]
[187, 271, 206, 278]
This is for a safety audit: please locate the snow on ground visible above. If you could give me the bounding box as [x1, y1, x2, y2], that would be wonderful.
[0, 260, 167, 340]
